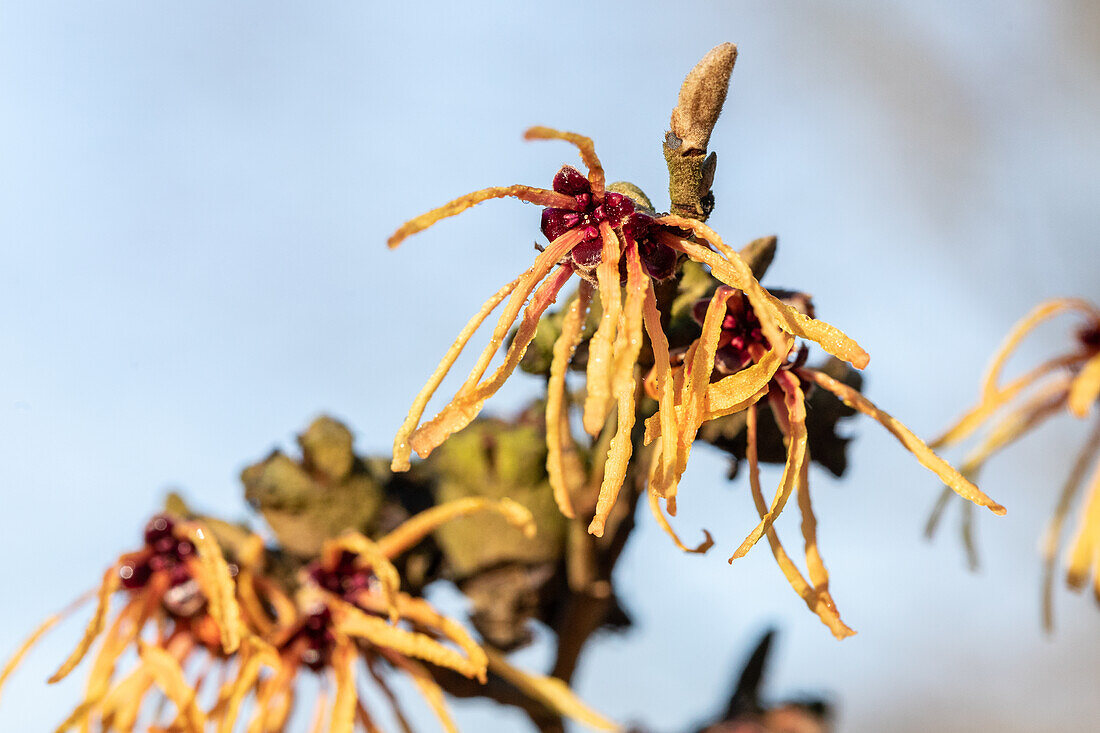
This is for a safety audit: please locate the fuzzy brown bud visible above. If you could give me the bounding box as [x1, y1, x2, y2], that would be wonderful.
[669, 42, 738, 154]
[665, 43, 738, 221]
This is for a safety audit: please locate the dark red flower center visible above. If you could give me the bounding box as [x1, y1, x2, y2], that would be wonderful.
[307, 551, 380, 603]
[539, 166, 679, 281]
[693, 292, 810, 380]
[118, 514, 197, 592]
[292, 607, 337, 672]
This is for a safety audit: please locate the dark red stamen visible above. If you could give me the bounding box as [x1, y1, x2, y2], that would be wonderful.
[144, 515, 174, 546]
[294, 608, 337, 672]
[118, 557, 152, 589]
[694, 292, 812, 381]
[541, 169, 682, 281]
[307, 551, 380, 603]
[119, 514, 201, 598]
[552, 165, 592, 197]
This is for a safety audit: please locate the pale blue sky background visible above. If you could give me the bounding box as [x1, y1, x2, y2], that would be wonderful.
[2, 1, 1099, 731]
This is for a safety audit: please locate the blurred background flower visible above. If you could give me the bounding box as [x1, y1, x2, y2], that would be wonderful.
[1, 1, 1098, 731]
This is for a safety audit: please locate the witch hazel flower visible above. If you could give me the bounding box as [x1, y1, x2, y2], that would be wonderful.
[0, 513, 248, 730]
[928, 298, 1100, 629]
[387, 129, 870, 537]
[640, 263, 1004, 638]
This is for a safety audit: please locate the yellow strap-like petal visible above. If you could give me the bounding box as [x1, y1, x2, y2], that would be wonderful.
[1041, 420, 1100, 630]
[388, 185, 576, 248]
[641, 281, 679, 498]
[657, 223, 869, 369]
[331, 596, 486, 681]
[376, 497, 535, 559]
[322, 532, 403, 623]
[380, 651, 460, 733]
[182, 522, 243, 654]
[409, 262, 575, 458]
[805, 368, 1006, 516]
[979, 299, 1100, 399]
[48, 568, 120, 683]
[582, 222, 623, 436]
[589, 245, 646, 537]
[523, 127, 606, 197]
[391, 274, 522, 471]
[484, 647, 620, 731]
[931, 353, 1082, 449]
[744, 405, 855, 639]
[546, 282, 595, 519]
[330, 641, 357, 733]
[1065, 458, 1100, 590]
[1069, 352, 1100, 418]
[730, 372, 809, 561]
[646, 468, 714, 554]
[138, 642, 206, 733]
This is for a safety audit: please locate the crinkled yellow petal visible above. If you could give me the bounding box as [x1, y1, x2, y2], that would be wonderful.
[546, 282, 595, 519]
[387, 185, 576, 249]
[1069, 352, 1100, 418]
[0, 587, 96, 702]
[730, 372, 809, 561]
[674, 287, 736, 496]
[251, 576, 297, 635]
[380, 651, 459, 733]
[523, 127, 606, 197]
[330, 641, 357, 733]
[582, 222, 623, 436]
[331, 597, 486, 681]
[1042, 421, 1100, 630]
[216, 637, 280, 733]
[483, 646, 619, 731]
[706, 340, 791, 416]
[182, 523, 242, 655]
[385, 593, 488, 683]
[641, 281, 678, 496]
[48, 567, 120, 684]
[657, 221, 869, 369]
[410, 262, 575, 459]
[979, 299, 1100, 399]
[0, 614, 60, 704]
[931, 354, 1082, 449]
[396, 589, 486, 673]
[805, 368, 1007, 516]
[589, 245, 646, 537]
[376, 497, 536, 559]
[245, 653, 297, 733]
[656, 219, 790, 363]
[744, 405, 855, 639]
[99, 664, 154, 732]
[54, 591, 156, 732]
[794, 450, 843, 621]
[1066, 458, 1100, 590]
[642, 355, 779, 447]
[138, 642, 206, 733]
[392, 274, 522, 471]
[400, 227, 584, 463]
[647, 476, 714, 554]
[322, 532, 403, 623]
[237, 569, 275, 636]
[957, 377, 1071, 477]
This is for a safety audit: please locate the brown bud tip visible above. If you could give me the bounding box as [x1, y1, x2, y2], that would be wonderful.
[669, 43, 738, 154]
